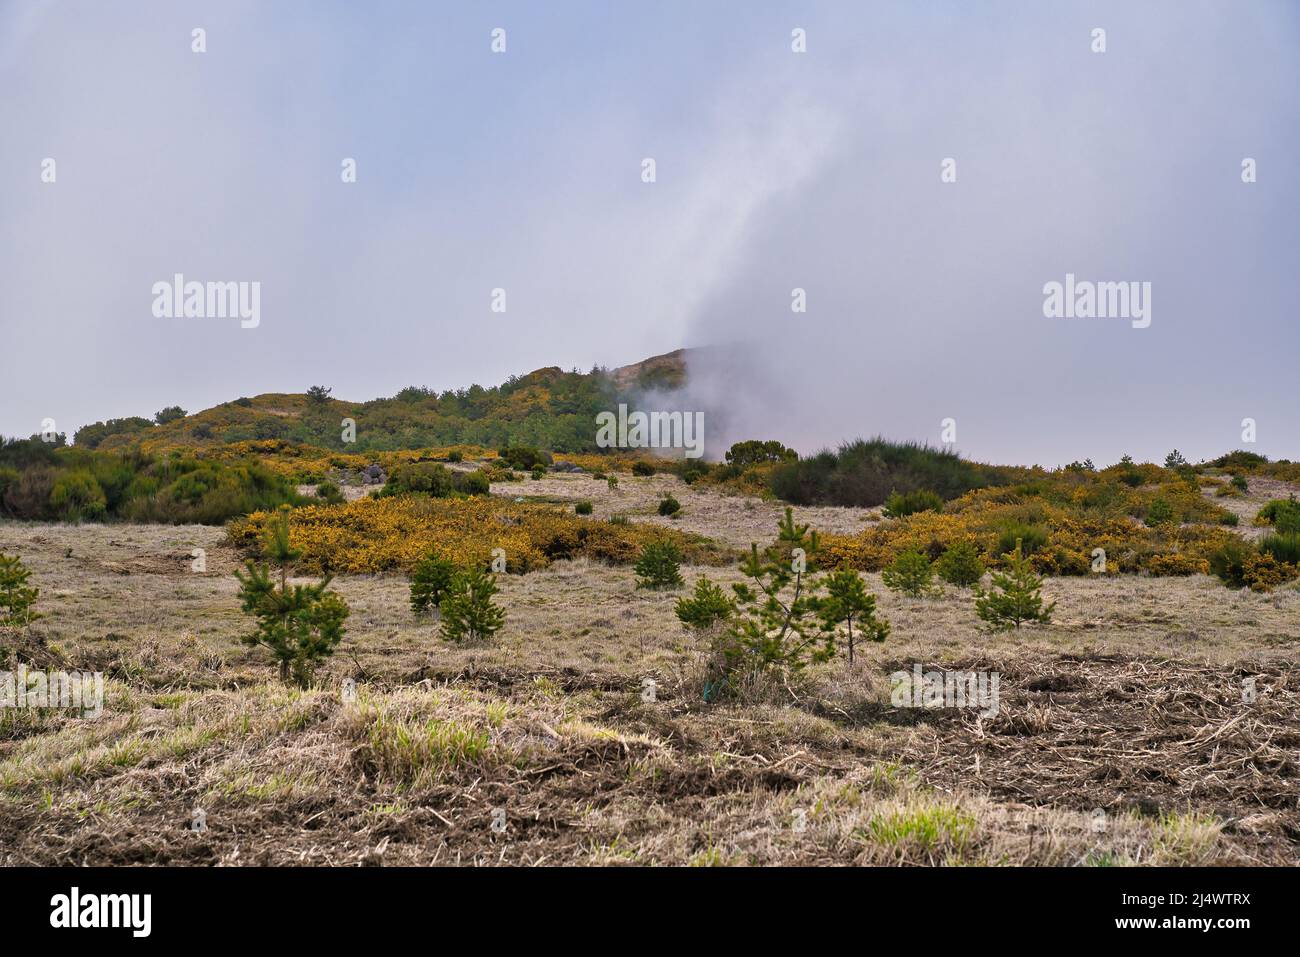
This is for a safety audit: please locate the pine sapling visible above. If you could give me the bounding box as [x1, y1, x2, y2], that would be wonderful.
[440, 566, 506, 644]
[234, 508, 350, 687]
[974, 541, 1056, 631]
[0, 553, 39, 626]
[818, 567, 889, 665]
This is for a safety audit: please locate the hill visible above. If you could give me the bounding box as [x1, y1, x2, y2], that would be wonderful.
[78, 350, 691, 455]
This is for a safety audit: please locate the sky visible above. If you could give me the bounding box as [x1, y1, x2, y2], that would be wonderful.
[1, 0, 1297, 467]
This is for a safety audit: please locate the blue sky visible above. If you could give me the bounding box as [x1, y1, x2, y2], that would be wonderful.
[1, 0, 1297, 466]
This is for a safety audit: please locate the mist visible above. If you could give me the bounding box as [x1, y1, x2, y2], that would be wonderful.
[1, 1, 1296, 468]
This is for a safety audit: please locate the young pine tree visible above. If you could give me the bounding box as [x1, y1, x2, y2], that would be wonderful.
[234, 508, 350, 687]
[818, 567, 889, 665]
[674, 576, 735, 632]
[974, 541, 1056, 631]
[0, 553, 39, 626]
[935, 540, 985, 589]
[409, 550, 456, 616]
[881, 549, 938, 597]
[725, 508, 836, 674]
[440, 567, 506, 644]
[634, 540, 684, 590]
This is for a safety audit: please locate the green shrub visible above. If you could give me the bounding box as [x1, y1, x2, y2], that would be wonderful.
[575, 500, 594, 515]
[607, 475, 618, 490]
[315, 479, 345, 505]
[1145, 497, 1176, 527]
[995, 521, 1048, 557]
[1208, 537, 1251, 588]
[634, 540, 684, 590]
[409, 551, 456, 616]
[439, 567, 505, 644]
[632, 461, 656, 477]
[675, 577, 735, 632]
[1231, 474, 1249, 492]
[768, 437, 1000, 508]
[497, 446, 551, 471]
[530, 467, 545, 481]
[974, 543, 1055, 631]
[0, 553, 40, 625]
[881, 549, 937, 597]
[1259, 532, 1300, 566]
[49, 470, 107, 520]
[883, 488, 943, 518]
[724, 440, 797, 468]
[1257, 496, 1300, 534]
[936, 540, 985, 588]
[658, 495, 681, 517]
[456, 470, 491, 496]
[447, 451, 463, 463]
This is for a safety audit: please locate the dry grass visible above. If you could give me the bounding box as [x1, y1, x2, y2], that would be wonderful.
[1, 472, 1297, 866]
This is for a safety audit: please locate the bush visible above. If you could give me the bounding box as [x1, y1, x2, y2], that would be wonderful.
[439, 567, 505, 644]
[1259, 532, 1300, 567]
[724, 440, 797, 468]
[634, 540, 684, 590]
[883, 488, 943, 518]
[607, 475, 619, 490]
[936, 540, 985, 588]
[1231, 474, 1249, 492]
[497, 446, 551, 471]
[675, 577, 735, 632]
[447, 451, 463, 463]
[234, 509, 350, 687]
[154, 406, 188, 425]
[530, 467, 545, 481]
[658, 495, 681, 517]
[409, 551, 456, 615]
[456, 470, 491, 496]
[768, 437, 1000, 508]
[0, 553, 40, 625]
[995, 521, 1048, 557]
[575, 500, 594, 515]
[881, 549, 937, 597]
[315, 479, 345, 505]
[385, 462, 489, 498]
[632, 461, 656, 477]
[49, 470, 107, 520]
[1145, 497, 1176, 527]
[1257, 496, 1300, 534]
[1208, 537, 1252, 588]
[974, 543, 1055, 631]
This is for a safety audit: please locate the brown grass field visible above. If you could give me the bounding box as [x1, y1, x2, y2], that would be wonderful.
[2, 472, 1298, 866]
